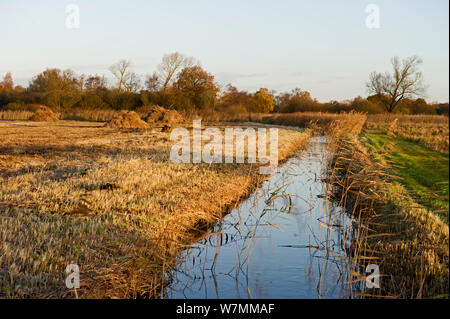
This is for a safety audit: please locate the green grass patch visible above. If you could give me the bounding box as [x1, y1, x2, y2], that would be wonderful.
[363, 131, 449, 223]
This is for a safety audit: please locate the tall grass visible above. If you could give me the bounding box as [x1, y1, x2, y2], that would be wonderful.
[0, 110, 34, 120]
[60, 109, 121, 122]
[0, 120, 310, 298]
[366, 114, 449, 153]
[191, 111, 360, 128]
[327, 121, 449, 298]
[0, 109, 118, 122]
[367, 114, 449, 125]
[260, 112, 346, 127]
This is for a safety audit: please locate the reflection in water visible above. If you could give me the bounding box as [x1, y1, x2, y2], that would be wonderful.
[166, 137, 358, 299]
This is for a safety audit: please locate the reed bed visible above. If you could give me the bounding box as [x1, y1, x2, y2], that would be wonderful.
[2, 111, 446, 298]
[60, 109, 121, 122]
[193, 111, 356, 128]
[179, 110, 264, 123]
[0, 110, 34, 121]
[367, 114, 449, 125]
[327, 119, 449, 298]
[366, 114, 449, 153]
[0, 120, 310, 298]
[259, 112, 346, 128]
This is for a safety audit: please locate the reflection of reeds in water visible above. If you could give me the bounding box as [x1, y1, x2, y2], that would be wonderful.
[168, 111, 448, 299]
[301, 139, 359, 299]
[326, 114, 448, 299]
[298, 114, 371, 299]
[322, 114, 381, 299]
[327, 134, 394, 298]
[168, 179, 294, 298]
[334, 142, 448, 298]
[167, 137, 361, 299]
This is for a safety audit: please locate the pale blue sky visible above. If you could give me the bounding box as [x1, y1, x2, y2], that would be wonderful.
[0, 0, 448, 102]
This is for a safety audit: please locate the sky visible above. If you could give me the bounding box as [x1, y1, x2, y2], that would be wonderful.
[0, 0, 448, 102]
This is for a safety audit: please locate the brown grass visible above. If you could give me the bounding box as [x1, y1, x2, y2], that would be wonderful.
[105, 111, 149, 129]
[29, 106, 59, 122]
[0, 108, 122, 122]
[0, 105, 60, 122]
[328, 126, 449, 298]
[2, 110, 444, 298]
[195, 111, 367, 132]
[260, 112, 346, 127]
[61, 109, 121, 122]
[0, 120, 310, 298]
[0, 110, 34, 121]
[366, 114, 449, 153]
[141, 105, 184, 125]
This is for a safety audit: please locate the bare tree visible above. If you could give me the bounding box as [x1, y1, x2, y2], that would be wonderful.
[157, 52, 198, 90]
[85, 74, 108, 92]
[145, 72, 160, 92]
[123, 72, 141, 93]
[367, 55, 426, 113]
[109, 59, 132, 92]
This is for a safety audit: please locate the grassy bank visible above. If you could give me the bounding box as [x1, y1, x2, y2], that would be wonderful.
[366, 114, 449, 154]
[363, 132, 449, 223]
[328, 132, 449, 298]
[0, 120, 310, 298]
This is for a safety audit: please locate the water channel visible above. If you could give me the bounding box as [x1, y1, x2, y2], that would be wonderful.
[166, 137, 358, 299]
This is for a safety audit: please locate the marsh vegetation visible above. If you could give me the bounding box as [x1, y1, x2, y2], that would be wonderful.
[0, 51, 448, 299]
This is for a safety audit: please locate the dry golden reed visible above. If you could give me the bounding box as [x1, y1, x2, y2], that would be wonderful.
[328, 126, 449, 298]
[29, 106, 59, 122]
[105, 111, 149, 129]
[0, 120, 310, 298]
[366, 114, 449, 153]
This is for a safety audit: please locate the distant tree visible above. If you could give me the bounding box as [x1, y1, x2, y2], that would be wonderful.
[276, 88, 319, 113]
[109, 59, 132, 92]
[350, 96, 383, 114]
[123, 72, 141, 93]
[366, 55, 426, 113]
[327, 100, 353, 113]
[220, 84, 251, 109]
[102, 90, 141, 110]
[84, 74, 108, 93]
[145, 72, 160, 92]
[436, 103, 449, 116]
[76, 92, 106, 109]
[28, 68, 80, 109]
[367, 93, 390, 109]
[249, 88, 274, 120]
[13, 85, 26, 93]
[174, 65, 219, 110]
[70, 74, 108, 108]
[29, 68, 78, 92]
[408, 98, 436, 114]
[0, 72, 14, 90]
[158, 52, 198, 90]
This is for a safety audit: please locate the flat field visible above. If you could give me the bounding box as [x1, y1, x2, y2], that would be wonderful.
[0, 120, 309, 298]
[363, 132, 449, 223]
[366, 114, 449, 154]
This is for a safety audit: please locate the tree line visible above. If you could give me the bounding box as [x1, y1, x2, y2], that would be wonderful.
[0, 53, 448, 115]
